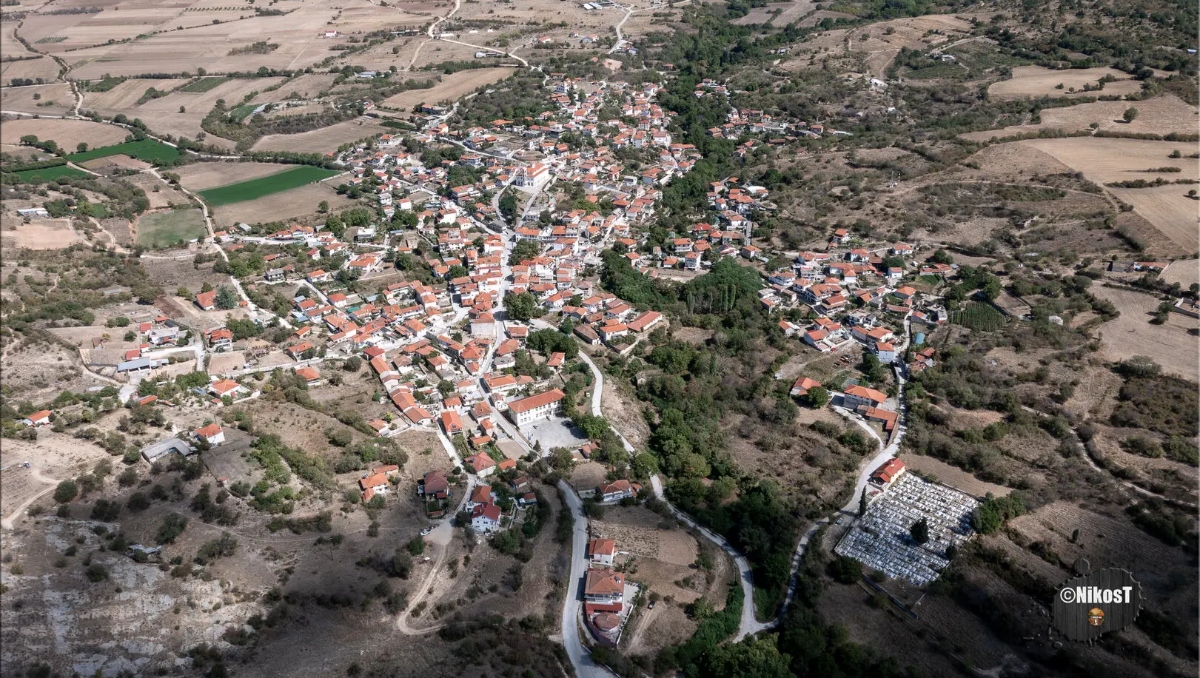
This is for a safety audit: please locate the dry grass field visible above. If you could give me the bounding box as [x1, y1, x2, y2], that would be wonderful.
[382, 67, 515, 112]
[733, 0, 816, 26]
[1, 23, 40, 60]
[0, 118, 127, 150]
[125, 172, 191, 208]
[961, 93, 1199, 141]
[1159, 258, 1200, 288]
[118, 76, 286, 145]
[1, 57, 61, 84]
[899, 454, 1012, 498]
[1018, 137, 1199, 251]
[1090, 284, 1199, 378]
[209, 181, 352, 227]
[173, 160, 297, 191]
[58, 2, 348, 79]
[987, 65, 1144, 100]
[250, 116, 388, 153]
[784, 14, 973, 77]
[80, 78, 190, 116]
[0, 219, 83, 250]
[0, 82, 75, 115]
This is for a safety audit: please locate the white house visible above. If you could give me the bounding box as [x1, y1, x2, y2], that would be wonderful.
[194, 423, 225, 446]
[588, 538, 616, 566]
[506, 389, 565, 429]
[471, 503, 502, 533]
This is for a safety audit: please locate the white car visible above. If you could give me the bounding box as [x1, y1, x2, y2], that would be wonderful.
[420, 527, 433, 536]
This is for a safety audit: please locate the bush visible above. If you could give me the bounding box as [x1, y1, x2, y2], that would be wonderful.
[53, 480, 78, 503]
[85, 562, 109, 582]
[156, 513, 188, 544]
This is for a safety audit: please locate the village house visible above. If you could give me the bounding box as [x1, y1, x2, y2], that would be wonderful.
[194, 423, 225, 446]
[588, 538, 617, 566]
[506, 389, 565, 429]
[596, 479, 639, 503]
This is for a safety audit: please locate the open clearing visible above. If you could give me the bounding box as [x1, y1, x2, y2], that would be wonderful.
[0, 219, 82, 250]
[784, 14, 973, 77]
[1160, 259, 1200, 288]
[210, 181, 352, 227]
[987, 65, 1143, 100]
[0, 118, 128, 151]
[1016, 137, 1199, 250]
[198, 166, 341, 206]
[135, 208, 207, 247]
[381, 68, 515, 113]
[899, 454, 1012, 498]
[120, 76, 286, 146]
[1090, 284, 1199, 379]
[80, 78, 191, 115]
[173, 161, 297, 191]
[11, 164, 91, 181]
[961, 93, 1199, 141]
[733, 0, 815, 26]
[250, 117, 389, 154]
[0, 83, 75, 115]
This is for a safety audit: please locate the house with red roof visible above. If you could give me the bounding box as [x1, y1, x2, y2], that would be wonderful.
[194, 423, 225, 446]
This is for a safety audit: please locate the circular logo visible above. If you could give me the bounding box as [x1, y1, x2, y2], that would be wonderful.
[1088, 608, 1105, 627]
[1059, 587, 1075, 604]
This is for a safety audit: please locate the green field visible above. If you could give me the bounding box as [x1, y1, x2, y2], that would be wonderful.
[66, 139, 180, 164]
[229, 103, 260, 121]
[180, 77, 230, 93]
[12, 165, 90, 182]
[137, 208, 207, 248]
[198, 166, 340, 206]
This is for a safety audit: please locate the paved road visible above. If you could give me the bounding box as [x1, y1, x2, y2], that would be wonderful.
[557, 480, 617, 678]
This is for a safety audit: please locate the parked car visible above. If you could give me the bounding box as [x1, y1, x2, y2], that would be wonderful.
[420, 527, 433, 536]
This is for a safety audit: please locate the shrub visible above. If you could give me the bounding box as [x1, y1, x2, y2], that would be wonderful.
[53, 480, 78, 503]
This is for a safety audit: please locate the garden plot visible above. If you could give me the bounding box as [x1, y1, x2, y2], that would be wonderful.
[834, 474, 980, 587]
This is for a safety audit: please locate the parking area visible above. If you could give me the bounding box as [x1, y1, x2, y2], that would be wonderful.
[525, 416, 588, 452]
[834, 474, 979, 587]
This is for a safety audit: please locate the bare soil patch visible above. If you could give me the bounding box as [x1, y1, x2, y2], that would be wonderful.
[785, 13, 972, 77]
[1, 56, 61, 83]
[733, 0, 815, 26]
[0, 219, 82, 250]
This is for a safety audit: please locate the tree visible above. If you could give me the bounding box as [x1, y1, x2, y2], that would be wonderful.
[76, 142, 88, 153]
[829, 555, 862, 584]
[318, 200, 329, 213]
[910, 517, 929, 544]
[930, 249, 954, 265]
[805, 386, 830, 409]
[509, 239, 540, 265]
[1123, 107, 1139, 123]
[215, 286, 238, 310]
[504, 292, 541, 321]
[858, 488, 868, 517]
[698, 638, 791, 678]
[343, 356, 362, 372]
[54, 480, 79, 504]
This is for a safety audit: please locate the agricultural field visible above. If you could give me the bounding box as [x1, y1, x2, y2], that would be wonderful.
[0, 82, 75, 115]
[988, 65, 1145, 100]
[134, 208, 207, 248]
[123, 76, 287, 146]
[172, 161, 297, 191]
[1090, 285, 1199, 379]
[381, 68, 515, 113]
[1018, 137, 1200, 251]
[1, 56, 61, 84]
[9, 164, 89, 182]
[198, 166, 341, 206]
[78, 78, 191, 116]
[66, 139, 181, 164]
[249, 117, 389, 154]
[209, 181, 351, 228]
[0, 118, 129, 152]
[961, 93, 1199, 141]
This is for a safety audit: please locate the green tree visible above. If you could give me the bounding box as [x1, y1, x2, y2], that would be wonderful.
[1123, 107, 1139, 123]
[504, 292, 542, 321]
[910, 517, 929, 544]
[697, 637, 791, 678]
[828, 555, 862, 584]
[805, 386, 830, 409]
[509, 239, 540, 265]
[54, 480, 79, 504]
[215, 286, 238, 310]
[858, 488, 868, 517]
[76, 142, 88, 153]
